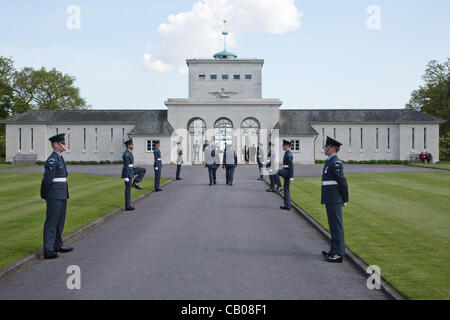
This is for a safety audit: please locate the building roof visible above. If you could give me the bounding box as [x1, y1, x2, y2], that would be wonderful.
[277, 109, 445, 136]
[213, 50, 237, 60]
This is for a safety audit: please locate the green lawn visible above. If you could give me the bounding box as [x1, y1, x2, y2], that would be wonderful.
[0, 163, 37, 170]
[0, 172, 168, 269]
[409, 161, 450, 170]
[288, 172, 450, 300]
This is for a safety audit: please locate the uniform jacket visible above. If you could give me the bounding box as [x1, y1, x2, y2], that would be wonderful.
[321, 154, 349, 204]
[153, 147, 163, 169]
[40, 151, 69, 200]
[206, 149, 220, 169]
[223, 149, 237, 167]
[266, 149, 277, 173]
[280, 149, 294, 179]
[257, 147, 264, 166]
[176, 148, 183, 165]
[121, 148, 134, 179]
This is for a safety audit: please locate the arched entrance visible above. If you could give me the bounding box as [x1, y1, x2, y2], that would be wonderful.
[214, 118, 233, 152]
[241, 117, 260, 163]
[188, 118, 206, 163]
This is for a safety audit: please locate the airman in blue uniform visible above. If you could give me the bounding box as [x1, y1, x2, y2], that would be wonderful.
[266, 142, 282, 192]
[321, 136, 349, 263]
[121, 139, 146, 211]
[153, 140, 162, 191]
[176, 141, 183, 180]
[40, 133, 73, 259]
[277, 139, 294, 211]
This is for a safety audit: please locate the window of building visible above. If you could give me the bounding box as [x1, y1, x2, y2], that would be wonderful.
[424, 128, 427, 150]
[412, 127, 415, 150]
[30, 128, 34, 152]
[18, 128, 22, 151]
[290, 140, 300, 151]
[233, 74, 240, 80]
[67, 128, 71, 151]
[322, 128, 325, 149]
[387, 128, 390, 150]
[360, 128, 364, 150]
[245, 74, 252, 80]
[83, 128, 86, 152]
[110, 128, 114, 153]
[210, 74, 217, 80]
[94, 128, 98, 152]
[146, 140, 157, 152]
[198, 74, 205, 80]
[222, 74, 229, 80]
[333, 128, 336, 139]
[122, 128, 125, 150]
[214, 118, 233, 151]
[348, 128, 352, 150]
[376, 128, 379, 150]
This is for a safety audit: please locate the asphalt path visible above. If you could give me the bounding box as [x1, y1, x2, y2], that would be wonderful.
[0, 164, 390, 300]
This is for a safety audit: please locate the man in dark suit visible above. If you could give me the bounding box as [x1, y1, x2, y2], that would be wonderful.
[176, 141, 183, 180]
[277, 139, 294, 211]
[121, 139, 146, 211]
[321, 136, 349, 263]
[256, 142, 264, 180]
[40, 133, 73, 259]
[222, 144, 237, 186]
[206, 143, 220, 185]
[153, 140, 163, 191]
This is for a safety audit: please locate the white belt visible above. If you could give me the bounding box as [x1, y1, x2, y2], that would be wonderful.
[128, 164, 134, 167]
[157, 158, 161, 161]
[283, 165, 289, 168]
[322, 181, 337, 186]
[53, 178, 67, 182]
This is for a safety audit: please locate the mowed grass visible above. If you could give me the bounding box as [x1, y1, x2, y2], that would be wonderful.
[289, 171, 450, 300]
[0, 172, 168, 269]
[409, 161, 450, 170]
[0, 163, 37, 170]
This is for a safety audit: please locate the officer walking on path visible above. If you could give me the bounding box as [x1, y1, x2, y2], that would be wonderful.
[257, 142, 264, 180]
[206, 143, 220, 185]
[153, 140, 162, 191]
[121, 139, 146, 211]
[176, 141, 183, 180]
[277, 139, 294, 211]
[266, 142, 282, 192]
[222, 144, 237, 186]
[40, 133, 73, 259]
[321, 136, 349, 263]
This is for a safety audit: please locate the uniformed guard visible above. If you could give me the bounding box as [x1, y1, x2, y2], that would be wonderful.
[257, 142, 264, 180]
[176, 141, 183, 180]
[121, 139, 147, 211]
[193, 140, 200, 163]
[40, 133, 73, 259]
[222, 144, 237, 186]
[266, 142, 282, 192]
[321, 136, 349, 263]
[206, 143, 220, 185]
[153, 140, 162, 191]
[277, 139, 294, 211]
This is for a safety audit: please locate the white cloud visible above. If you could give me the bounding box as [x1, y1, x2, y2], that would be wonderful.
[143, 0, 302, 74]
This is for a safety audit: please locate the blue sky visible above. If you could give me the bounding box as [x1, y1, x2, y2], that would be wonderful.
[0, 0, 449, 110]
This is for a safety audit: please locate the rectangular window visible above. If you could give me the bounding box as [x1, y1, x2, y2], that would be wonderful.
[424, 128, 427, 150]
[360, 128, 363, 150]
[322, 128, 325, 149]
[94, 128, 98, 152]
[387, 128, 390, 150]
[376, 128, 379, 150]
[67, 128, 71, 151]
[83, 128, 86, 152]
[30, 128, 34, 152]
[290, 140, 300, 151]
[122, 128, 125, 150]
[198, 74, 205, 80]
[222, 74, 228, 80]
[412, 127, 415, 150]
[110, 128, 114, 152]
[19, 128, 22, 151]
[348, 128, 352, 149]
[333, 128, 336, 139]
[245, 74, 252, 80]
[210, 74, 217, 80]
[233, 74, 240, 80]
[146, 140, 157, 152]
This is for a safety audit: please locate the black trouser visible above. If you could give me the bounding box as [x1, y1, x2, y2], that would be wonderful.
[132, 167, 146, 184]
[269, 172, 281, 189]
[225, 166, 235, 184]
[325, 203, 345, 256]
[208, 167, 217, 184]
[124, 167, 146, 207]
[176, 164, 181, 179]
[43, 199, 67, 252]
[124, 180, 132, 207]
[278, 169, 291, 208]
[258, 163, 263, 178]
[154, 167, 161, 189]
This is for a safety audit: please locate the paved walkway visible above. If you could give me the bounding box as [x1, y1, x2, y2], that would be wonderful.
[0, 166, 388, 299]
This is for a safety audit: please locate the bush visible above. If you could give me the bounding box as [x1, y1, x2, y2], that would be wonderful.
[316, 159, 409, 165]
[112, 160, 123, 164]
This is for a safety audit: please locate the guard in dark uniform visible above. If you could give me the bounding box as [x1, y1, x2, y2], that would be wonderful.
[40, 133, 73, 259]
[321, 136, 349, 263]
[222, 144, 237, 186]
[257, 143, 264, 180]
[266, 142, 282, 192]
[153, 140, 162, 191]
[176, 141, 183, 180]
[121, 139, 146, 211]
[277, 139, 294, 211]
